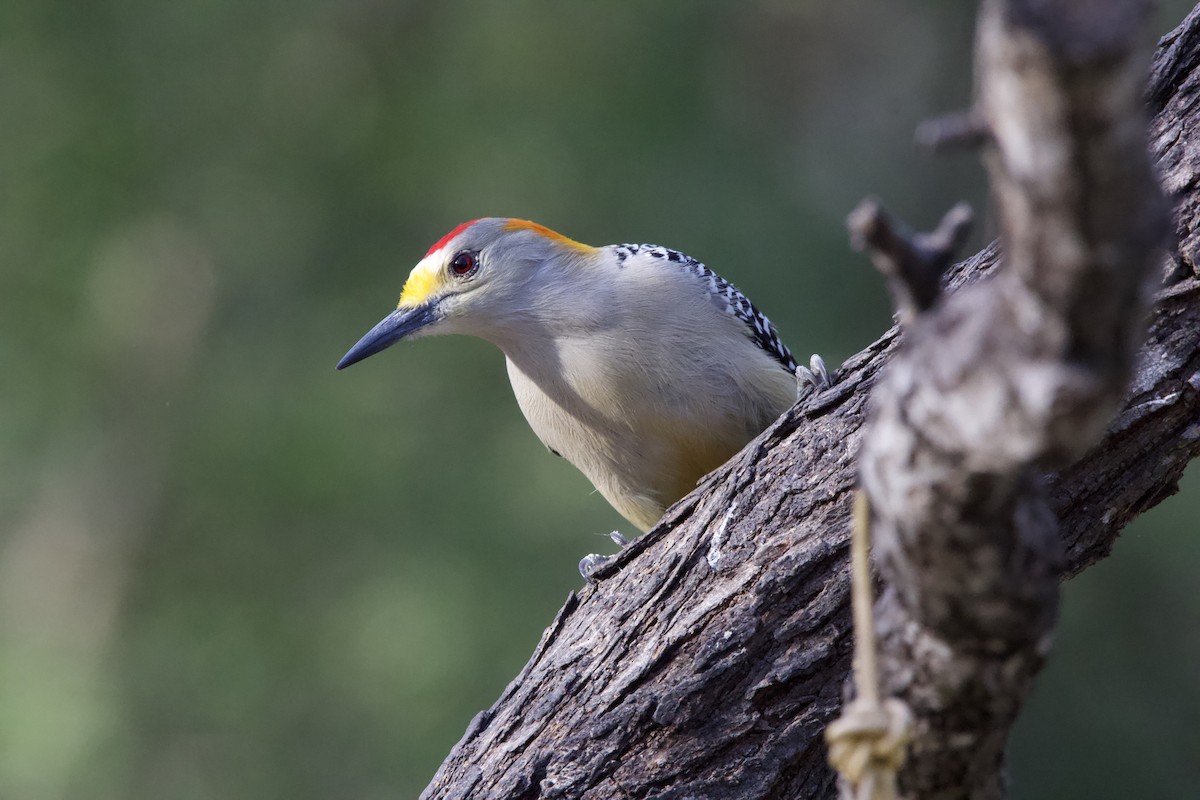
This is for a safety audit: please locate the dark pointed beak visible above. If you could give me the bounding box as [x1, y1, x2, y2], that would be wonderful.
[336, 304, 441, 370]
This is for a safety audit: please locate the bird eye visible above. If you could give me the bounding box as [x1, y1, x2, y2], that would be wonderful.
[449, 251, 478, 278]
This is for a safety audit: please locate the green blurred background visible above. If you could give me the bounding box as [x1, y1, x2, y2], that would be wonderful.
[2, 2, 1197, 798]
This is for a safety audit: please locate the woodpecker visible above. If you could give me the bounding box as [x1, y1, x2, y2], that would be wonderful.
[338, 218, 826, 543]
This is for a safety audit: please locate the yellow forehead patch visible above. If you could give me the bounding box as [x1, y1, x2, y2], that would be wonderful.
[397, 256, 445, 308]
[502, 219, 596, 255]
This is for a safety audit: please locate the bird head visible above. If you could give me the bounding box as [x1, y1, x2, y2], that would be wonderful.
[336, 218, 597, 369]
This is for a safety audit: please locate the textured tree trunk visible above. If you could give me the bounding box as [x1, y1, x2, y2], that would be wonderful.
[421, 3, 1200, 799]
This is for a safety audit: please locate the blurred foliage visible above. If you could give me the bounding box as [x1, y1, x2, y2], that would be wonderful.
[1, 1, 1196, 798]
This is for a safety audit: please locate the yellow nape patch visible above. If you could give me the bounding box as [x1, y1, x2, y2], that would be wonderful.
[502, 219, 596, 255]
[397, 257, 444, 308]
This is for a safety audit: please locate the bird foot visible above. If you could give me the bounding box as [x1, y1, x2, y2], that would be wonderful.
[796, 353, 831, 398]
[579, 531, 631, 583]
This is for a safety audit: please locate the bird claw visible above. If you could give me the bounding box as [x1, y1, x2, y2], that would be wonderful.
[796, 353, 831, 398]
[578, 553, 611, 581]
[579, 531, 631, 583]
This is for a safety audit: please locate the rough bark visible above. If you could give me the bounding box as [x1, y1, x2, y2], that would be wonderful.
[857, 0, 1168, 797]
[421, 4, 1200, 799]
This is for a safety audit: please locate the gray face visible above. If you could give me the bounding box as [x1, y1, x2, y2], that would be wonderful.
[335, 218, 570, 369]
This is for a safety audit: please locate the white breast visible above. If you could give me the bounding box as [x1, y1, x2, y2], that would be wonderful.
[498, 250, 796, 531]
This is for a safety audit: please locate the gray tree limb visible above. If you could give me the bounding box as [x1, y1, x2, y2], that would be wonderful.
[858, 0, 1169, 796]
[421, 3, 1200, 798]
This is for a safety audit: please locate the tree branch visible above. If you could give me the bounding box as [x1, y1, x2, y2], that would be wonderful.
[858, 1, 1169, 795]
[421, 4, 1199, 798]
[848, 200, 974, 322]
